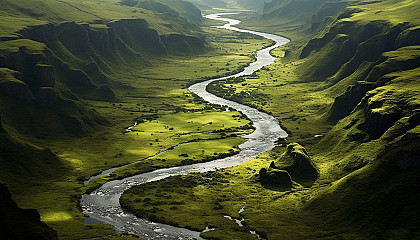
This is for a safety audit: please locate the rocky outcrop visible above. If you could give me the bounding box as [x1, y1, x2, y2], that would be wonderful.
[0, 183, 58, 240]
[357, 88, 406, 140]
[107, 19, 166, 55]
[300, 20, 409, 83]
[272, 143, 318, 180]
[259, 167, 292, 188]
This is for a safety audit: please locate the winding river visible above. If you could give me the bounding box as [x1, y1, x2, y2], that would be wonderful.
[80, 13, 290, 240]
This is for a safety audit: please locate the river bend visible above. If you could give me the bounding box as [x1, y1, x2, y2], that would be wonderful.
[80, 13, 289, 240]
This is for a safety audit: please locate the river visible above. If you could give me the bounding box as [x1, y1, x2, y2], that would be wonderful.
[80, 13, 290, 240]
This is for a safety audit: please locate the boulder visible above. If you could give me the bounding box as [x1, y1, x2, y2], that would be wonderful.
[272, 143, 318, 180]
[259, 167, 293, 187]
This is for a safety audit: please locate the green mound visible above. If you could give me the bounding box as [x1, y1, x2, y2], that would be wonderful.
[272, 143, 318, 182]
[258, 167, 293, 190]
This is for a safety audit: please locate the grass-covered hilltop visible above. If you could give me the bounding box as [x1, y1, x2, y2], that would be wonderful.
[0, 0, 419, 239]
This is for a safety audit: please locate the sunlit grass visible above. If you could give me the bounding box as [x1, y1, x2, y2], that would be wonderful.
[42, 211, 73, 222]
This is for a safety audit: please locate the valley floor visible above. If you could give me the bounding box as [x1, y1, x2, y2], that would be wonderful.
[0, 25, 271, 240]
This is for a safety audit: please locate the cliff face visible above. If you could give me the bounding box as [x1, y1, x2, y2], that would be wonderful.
[107, 19, 166, 56]
[35, 64, 55, 87]
[0, 14, 205, 136]
[9, 18, 205, 98]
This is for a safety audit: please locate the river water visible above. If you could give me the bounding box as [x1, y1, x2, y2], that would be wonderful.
[80, 13, 289, 240]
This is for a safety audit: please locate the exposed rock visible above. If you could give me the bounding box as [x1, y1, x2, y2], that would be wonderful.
[363, 109, 403, 140]
[56, 22, 92, 61]
[259, 167, 293, 187]
[0, 80, 34, 103]
[272, 143, 318, 180]
[358, 89, 406, 140]
[0, 183, 58, 240]
[36, 87, 57, 107]
[35, 64, 55, 87]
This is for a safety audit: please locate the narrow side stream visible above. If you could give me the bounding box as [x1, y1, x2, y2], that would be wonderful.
[80, 13, 289, 240]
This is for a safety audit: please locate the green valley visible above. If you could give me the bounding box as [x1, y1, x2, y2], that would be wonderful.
[1, 0, 419, 240]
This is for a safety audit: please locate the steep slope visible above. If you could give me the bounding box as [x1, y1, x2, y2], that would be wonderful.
[0, 127, 67, 239]
[0, 183, 59, 240]
[251, 0, 420, 237]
